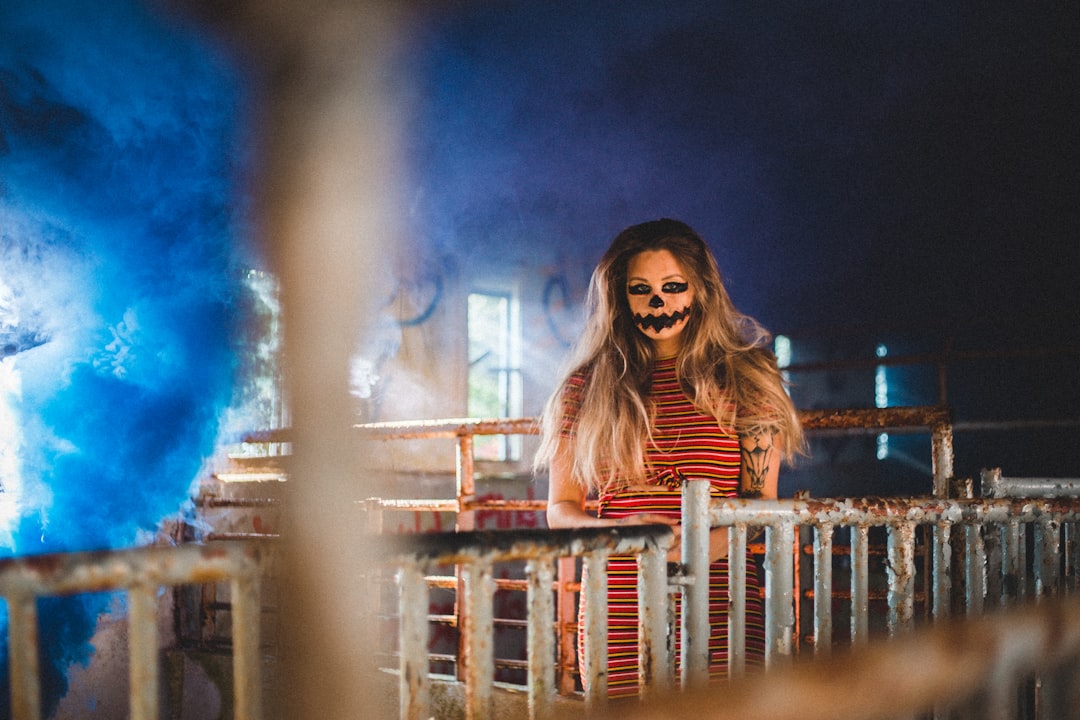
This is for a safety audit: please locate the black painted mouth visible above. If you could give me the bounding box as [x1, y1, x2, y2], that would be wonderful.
[633, 307, 690, 332]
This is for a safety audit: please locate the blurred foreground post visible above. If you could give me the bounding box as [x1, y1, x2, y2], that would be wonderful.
[189, 2, 409, 716]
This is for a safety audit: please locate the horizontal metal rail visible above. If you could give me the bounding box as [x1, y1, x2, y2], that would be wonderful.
[981, 467, 1080, 498]
[0, 542, 264, 720]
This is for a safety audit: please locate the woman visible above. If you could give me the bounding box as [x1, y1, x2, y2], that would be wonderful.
[534, 218, 804, 697]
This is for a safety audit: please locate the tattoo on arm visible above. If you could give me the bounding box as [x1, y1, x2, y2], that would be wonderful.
[740, 428, 776, 498]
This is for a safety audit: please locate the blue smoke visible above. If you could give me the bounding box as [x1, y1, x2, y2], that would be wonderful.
[0, 0, 247, 714]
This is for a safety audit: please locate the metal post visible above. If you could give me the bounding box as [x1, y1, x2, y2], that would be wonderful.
[129, 583, 159, 720]
[851, 525, 869, 644]
[8, 592, 41, 720]
[462, 561, 495, 720]
[681, 478, 711, 688]
[526, 557, 556, 720]
[765, 520, 795, 664]
[984, 523, 1003, 608]
[813, 524, 834, 654]
[555, 556, 578, 696]
[727, 523, 748, 677]
[965, 523, 986, 615]
[932, 523, 952, 620]
[582, 550, 610, 709]
[1003, 519, 1021, 605]
[931, 419, 954, 499]
[1035, 518, 1061, 598]
[231, 568, 264, 720]
[399, 563, 431, 720]
[638, 543, 672, 698]
[886, 522, 916, 634]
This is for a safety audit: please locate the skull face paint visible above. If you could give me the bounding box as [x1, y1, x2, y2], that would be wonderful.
[625, 249, 694, 356]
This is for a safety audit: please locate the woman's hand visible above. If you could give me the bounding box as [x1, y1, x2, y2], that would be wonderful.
[612, 513, 682, 561]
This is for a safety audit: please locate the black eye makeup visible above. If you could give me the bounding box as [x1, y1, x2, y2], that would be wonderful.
[627, 283, 652, 295]
[662, 281, 689, 294]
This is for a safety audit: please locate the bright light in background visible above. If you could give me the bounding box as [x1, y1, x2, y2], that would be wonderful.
[774, 334, 792, 385]
[876, 343, 889, 460]
[468, 290, 523, 461]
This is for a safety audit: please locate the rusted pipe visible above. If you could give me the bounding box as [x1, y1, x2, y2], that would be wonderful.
[851, 525, 870, 644]
[886, 522, 916, 633]
[462, 561, 496, 720]
[981, 467, 1080, 498]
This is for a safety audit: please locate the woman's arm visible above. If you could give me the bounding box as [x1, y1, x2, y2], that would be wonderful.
[546, 442, 682, 558]
[739, 428, 782, 500]
[545, 444, 607, 528]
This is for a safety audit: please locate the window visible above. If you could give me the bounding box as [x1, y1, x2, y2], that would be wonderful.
[467, 290, 522, 461]
[875, 343, 889, 460]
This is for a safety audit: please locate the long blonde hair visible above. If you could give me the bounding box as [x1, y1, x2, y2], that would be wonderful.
[534, 219, 804, 493]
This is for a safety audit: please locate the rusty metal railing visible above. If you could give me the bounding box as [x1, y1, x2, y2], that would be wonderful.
[380, 490, 1080, 719]
[700, 494, 1080, 668]
[0, 542, 265, 720]
[359, 405, 956, 692]
[386, 525, 674, 720]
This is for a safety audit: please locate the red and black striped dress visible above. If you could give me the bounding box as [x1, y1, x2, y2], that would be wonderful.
[564, 356, 767, 697]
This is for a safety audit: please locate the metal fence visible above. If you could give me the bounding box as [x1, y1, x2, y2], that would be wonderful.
[0, 542, 265, 720]
[380, 487, 1080, 719]
[359, 409, 1080, 719]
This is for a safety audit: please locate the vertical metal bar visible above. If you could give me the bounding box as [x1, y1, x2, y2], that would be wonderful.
[813, 523, 834, 655]
[1062, 520, 1071, 595]
[462, 560, 495, 720]
[931, 420, 954, 499]
[232, 569, 264, 720]
[399, 563, 431, 720]
[984, 522, 1003, 608]
[680, 479, 711, 689]
[1019, 519, 1028, 602]
[582, 550, 609, 709]
[455, 433, 476, 684]
[886, 522, 916, 634]
[7, 592, 42, 720]
[1035, 518, 1061, 598]
[965, 523, 986, 615]
[456, 433, 477, 503]
[851, 525, 870, 644]
[555, 557, 578, 696]
[637, 542, 672, 699]
[129, 583, 160, 720]
[765, 520, 795, 665]
[527, 556, 556, 720]
[932, 523, 952, 621]
[1003, 519, 1021, 605]
[727, 523, 748, 678]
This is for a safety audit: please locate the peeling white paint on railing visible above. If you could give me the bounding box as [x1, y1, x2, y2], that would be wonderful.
[384, 491, 1080, 718]
[0, 542, 264, 720]
[386, 526, 675, 720]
